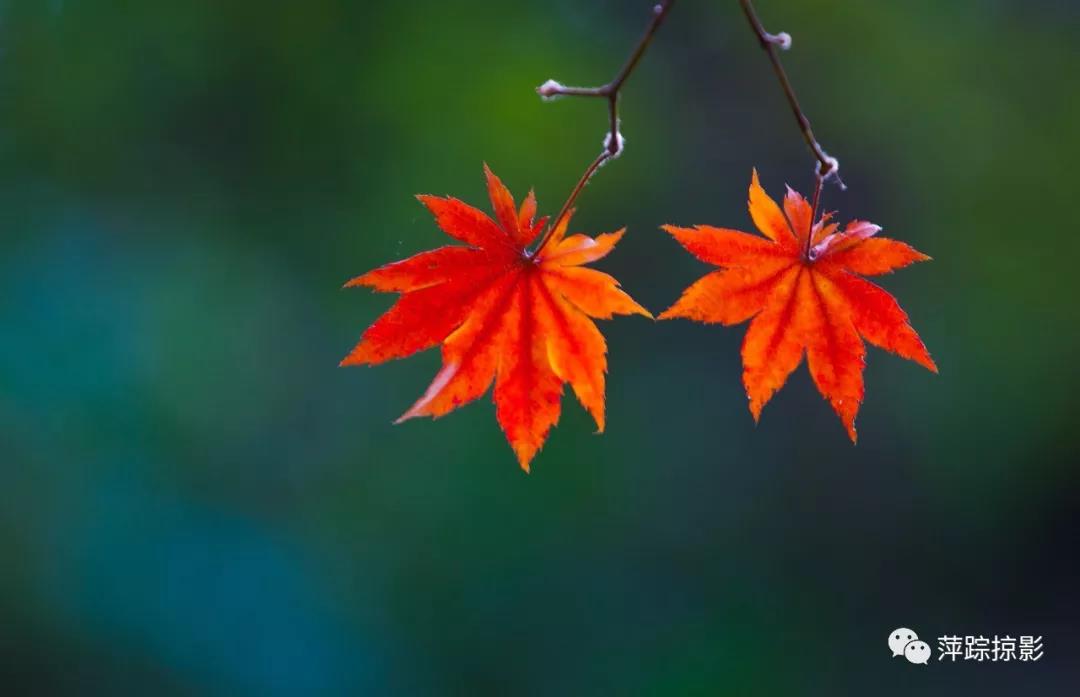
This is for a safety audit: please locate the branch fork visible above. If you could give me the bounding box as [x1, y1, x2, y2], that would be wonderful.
[533, 0, 846, 256]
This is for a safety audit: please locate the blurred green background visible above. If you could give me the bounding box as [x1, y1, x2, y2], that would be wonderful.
[1, 0, 1078, 694]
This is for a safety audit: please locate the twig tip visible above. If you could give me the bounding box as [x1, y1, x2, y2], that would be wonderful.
[537, 79, 565, 101]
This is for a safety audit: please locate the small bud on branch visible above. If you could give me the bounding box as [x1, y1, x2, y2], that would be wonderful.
[536, 79, 566, 101]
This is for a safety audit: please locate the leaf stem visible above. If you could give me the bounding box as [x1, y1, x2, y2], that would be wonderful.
[738, 0, 844, 190]
[806, 168, 824, 260]
[532, 1, 677, 256]
[532, 151, 612, 257]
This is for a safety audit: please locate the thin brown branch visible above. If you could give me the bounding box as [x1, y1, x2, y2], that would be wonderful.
[532, 1, 676, 256]
[739, 0, 844, 190]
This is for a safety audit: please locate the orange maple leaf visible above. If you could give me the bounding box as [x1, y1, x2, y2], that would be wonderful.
[661, 170, 936, 441]
[342, 165, 651, 470]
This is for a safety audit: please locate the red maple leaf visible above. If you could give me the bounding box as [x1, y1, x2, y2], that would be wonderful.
[661, 170, 936, 441]
[342, 165, 651, 470]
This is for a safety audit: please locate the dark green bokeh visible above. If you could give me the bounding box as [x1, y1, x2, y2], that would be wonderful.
[1, 0, 1078, 694]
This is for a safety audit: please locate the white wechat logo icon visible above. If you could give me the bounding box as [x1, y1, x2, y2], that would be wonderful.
[889, 627, 930, 664]
[905, 640, 931, 665]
